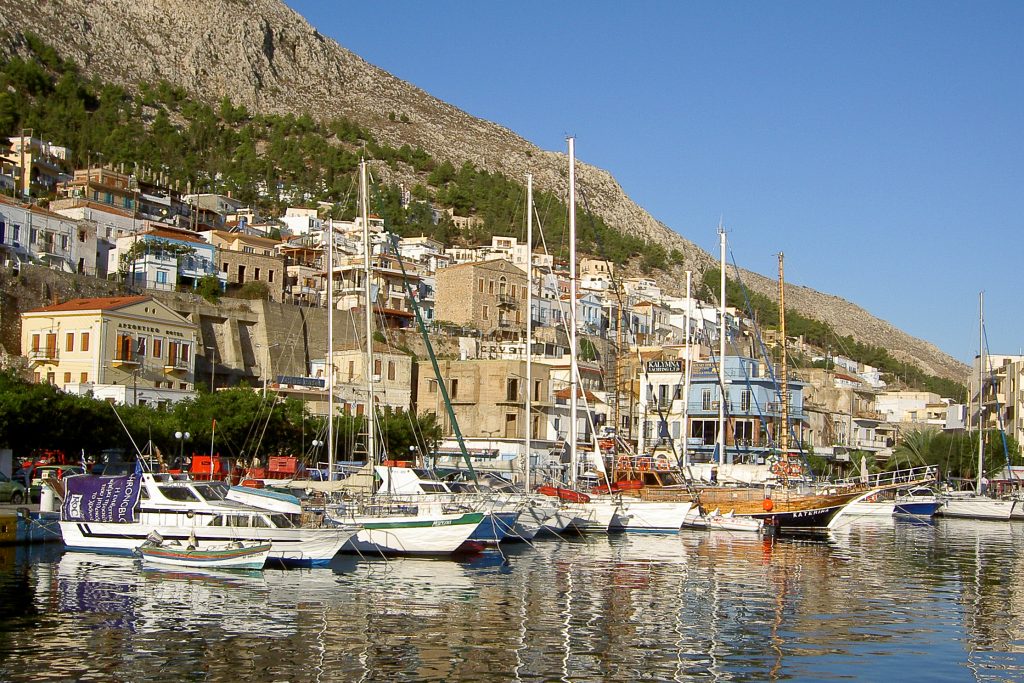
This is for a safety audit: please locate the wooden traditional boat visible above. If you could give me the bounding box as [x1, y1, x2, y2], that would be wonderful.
[137, 535, 271, 570]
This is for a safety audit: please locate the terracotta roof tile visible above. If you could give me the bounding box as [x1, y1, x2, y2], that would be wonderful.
[144, 227, 208, 244]
[26, 295, 150, 314]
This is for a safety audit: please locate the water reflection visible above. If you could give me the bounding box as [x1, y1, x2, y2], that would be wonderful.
[1, 522, 1024, 681]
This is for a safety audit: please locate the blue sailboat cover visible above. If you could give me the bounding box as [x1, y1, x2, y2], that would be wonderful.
[62, 475, 142, 523]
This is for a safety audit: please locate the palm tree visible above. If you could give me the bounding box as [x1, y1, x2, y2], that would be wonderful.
[889, 428, 936, 470]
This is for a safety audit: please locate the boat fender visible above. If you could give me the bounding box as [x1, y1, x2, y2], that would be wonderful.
[762, 498, 774, 512]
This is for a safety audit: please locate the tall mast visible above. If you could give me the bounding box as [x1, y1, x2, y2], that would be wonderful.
[361, 159, 377, 467]
[568, 137, 579, 488]
[977, 291, 985, 495]
[525, 172, 533, 490]
[682, 270, 692, 467]
[778, 253, 790, 458]
[717, 222, 727, 464]
[326, 217, 335, 481]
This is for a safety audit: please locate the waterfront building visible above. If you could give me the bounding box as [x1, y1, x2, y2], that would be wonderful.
[415, 358, 556, 475]
[201, 229, 286, 301]
[182, 193, 245, 229]
[397, 235, 450, 273]
[21, 295, 198, 407]
[434, 259, 527, 335]
[57, 168, 191, 227]
[111, 225, 223, 292]
[970, 354, 1024, 454]
[1, 135, 71, 197]
[803, 368, 896, 460]
[331, 252, 419, 328]
[0, 195, 104, 276]
[636, 354, 807, 464]
[280, 206, 321, 237]
[321, 344, 414, 414]
[278, 234, 324, 306]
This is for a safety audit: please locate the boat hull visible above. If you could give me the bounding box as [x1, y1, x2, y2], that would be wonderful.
[757, 502, 851, 530]
[59, 519, 355, 567]
[843, 501, 898, 517]
[138, 543, 272, 570]
[469, 511, 519, 544]
[938, 496, 1013, 520]
[610, 499, 692, 532]
[539, 509, 576, 534]
[570, 499, 619, 533]
[342, 512, 485, 556]
[894, 501, 941, 516]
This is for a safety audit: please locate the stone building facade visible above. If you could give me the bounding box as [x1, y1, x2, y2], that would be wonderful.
[434, 259, 527, 335]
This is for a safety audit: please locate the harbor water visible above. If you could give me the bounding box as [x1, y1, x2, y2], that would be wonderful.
[2, 517, 1023, 682]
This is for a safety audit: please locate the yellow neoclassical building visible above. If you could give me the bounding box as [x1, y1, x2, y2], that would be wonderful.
[21, 295, 198, 406]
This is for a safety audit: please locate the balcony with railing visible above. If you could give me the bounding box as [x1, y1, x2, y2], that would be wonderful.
[112, 351, 141, 368]
[497, 293, 519, 309]
[163, 357, 190, 373]
[682, 399, 805, 420]
[28, 346, 59, 363]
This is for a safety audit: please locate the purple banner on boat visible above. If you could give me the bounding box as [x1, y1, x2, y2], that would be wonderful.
[62, 475, 142, 524]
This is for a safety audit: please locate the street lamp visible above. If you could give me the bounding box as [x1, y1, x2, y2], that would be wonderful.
[174, 430, 191, 470]
[482, 428, 499, 457]
[311, 439, 324, 477]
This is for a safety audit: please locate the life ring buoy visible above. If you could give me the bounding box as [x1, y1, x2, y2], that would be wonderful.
[655, 457, 670, 472]
[637, 458, 652, 472]
[616, 455, 632, 470]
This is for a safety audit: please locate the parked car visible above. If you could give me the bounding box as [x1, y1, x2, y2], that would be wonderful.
[29, 465, 85, 502]
[0, 471, 27, 504]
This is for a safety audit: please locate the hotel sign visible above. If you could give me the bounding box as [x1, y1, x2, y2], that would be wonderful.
[116, 322, 187, 338]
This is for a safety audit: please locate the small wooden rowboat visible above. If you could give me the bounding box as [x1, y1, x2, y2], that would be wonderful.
[137, 537, 272, 570]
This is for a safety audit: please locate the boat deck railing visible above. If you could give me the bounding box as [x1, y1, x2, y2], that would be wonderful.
[828, 464, 937, 491]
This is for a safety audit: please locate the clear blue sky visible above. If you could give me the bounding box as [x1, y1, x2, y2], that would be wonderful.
[287, 1, 1021, 364]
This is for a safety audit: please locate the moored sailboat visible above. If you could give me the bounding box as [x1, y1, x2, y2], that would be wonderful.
[936, 293, 1014, 521]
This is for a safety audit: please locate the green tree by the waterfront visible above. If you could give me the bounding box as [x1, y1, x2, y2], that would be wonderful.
[0, 370, 441, 466]
[889, 427, 1020, 481]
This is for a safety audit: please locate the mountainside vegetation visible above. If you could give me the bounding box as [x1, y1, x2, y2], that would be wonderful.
[699, 268, 967, 400]
[1, 33, 964, 399]
[0, 34, 660, 266]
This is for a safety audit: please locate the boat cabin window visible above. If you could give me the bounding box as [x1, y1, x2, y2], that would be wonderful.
[159, 486, 200, 502]
[194, 483, 227, 501]
[209, 514, 253, 527]
[251, 515, 270, 528]
[270, 513, 294, 529]
[419, 483, 449, 493]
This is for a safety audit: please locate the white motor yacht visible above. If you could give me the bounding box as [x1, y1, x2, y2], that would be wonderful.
[59, 473, 358, 567]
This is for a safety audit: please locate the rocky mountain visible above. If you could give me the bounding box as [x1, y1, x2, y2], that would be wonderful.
[0, 0, 968, 382]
